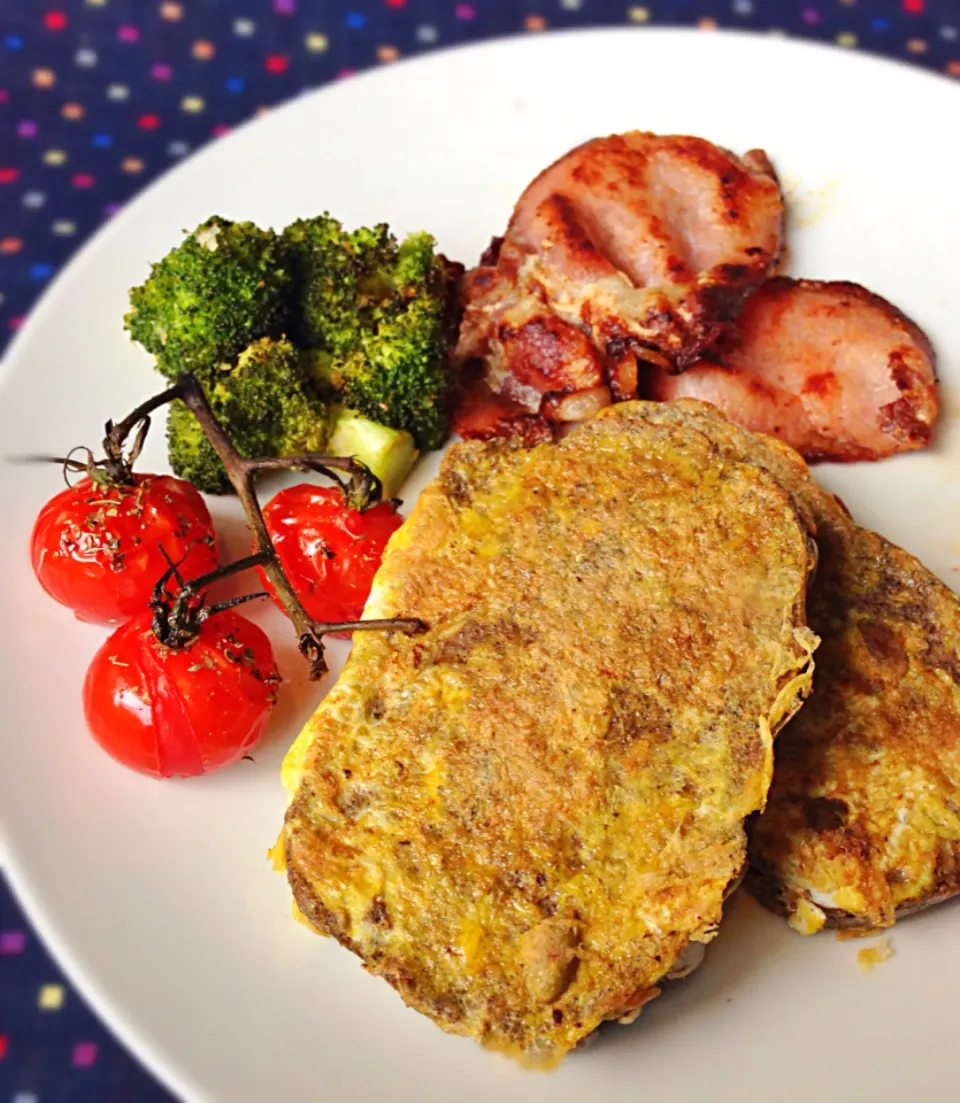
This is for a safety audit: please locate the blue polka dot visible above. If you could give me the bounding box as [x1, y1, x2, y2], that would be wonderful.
[871, 17, 890, 30]
[30, 263, 54, 281]
[4, 34, 24, 49]
[346, 12, 366, 29]
[225, 77, 245, 93]
[91, 132, 113, 148]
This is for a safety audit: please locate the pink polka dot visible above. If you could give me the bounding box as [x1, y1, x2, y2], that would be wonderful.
[71, 1041, 98, 1068]
[17, 121, 38, 138]
[71, 173, 95, 188]
[152, 63, 173, 80]
[10, 315, 26, 332]
[103, 202, 122, 217]
[117, 25, 140, 43]
[455, 3, 476, 18]
[212, 123, 231, 136]
[0, 90, 8, 105]
[802, 8, 820, 22]
[337, 67, 357, 78]
[0, 930, 26, 954]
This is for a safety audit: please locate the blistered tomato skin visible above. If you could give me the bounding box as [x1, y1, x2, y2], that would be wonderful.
[31, 474, 220, 625]
[260, 484, 404, 629]
[83, 608, 280, 779]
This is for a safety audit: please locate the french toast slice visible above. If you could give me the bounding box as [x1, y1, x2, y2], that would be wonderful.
[280, 401, 816, 1061]
[636, 399, 960, 933]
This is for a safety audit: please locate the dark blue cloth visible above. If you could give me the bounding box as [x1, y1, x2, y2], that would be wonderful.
[1, 0, 958, 1098]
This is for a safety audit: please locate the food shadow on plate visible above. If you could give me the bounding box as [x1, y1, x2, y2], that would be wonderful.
[579, 891, 793, 1057]
[586, 882, 960, 1061]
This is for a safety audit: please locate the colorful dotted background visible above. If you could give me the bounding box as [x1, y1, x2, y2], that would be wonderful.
[1, 0, 958, 1099]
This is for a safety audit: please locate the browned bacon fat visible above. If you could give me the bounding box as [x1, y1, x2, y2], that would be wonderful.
[646, 278, 939, 462]
[454, 131, 785, 428]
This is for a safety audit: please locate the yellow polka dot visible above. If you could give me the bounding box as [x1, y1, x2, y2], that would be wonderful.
[305, 32, 328, 52]
[698, 16, 718, 29]
[33, 68, 57, 88]
[0, 238, 22, 254]
[628, 6, 649, 22]
[907, 37, 927, 53]
[159, 1, 183, 18]
[377, 44, 400, 61]
[836, 31, 858, 47]
[52, 220, 77, 235]
[61, 102, 85, 121]
[181, 95, 205, 113]
[192, 39, 216, 60]
[86, 0, 107, 6]
[38, 984, 65, 1010]
[43, 149, 68, 166]
[122, 157, 144, 173]
[525, 14, 546, 30]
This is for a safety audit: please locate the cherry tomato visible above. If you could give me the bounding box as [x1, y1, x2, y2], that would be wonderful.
[259, 484, 403, 628]
[83, 608, 280, 778]
[31, 474, 219, 625]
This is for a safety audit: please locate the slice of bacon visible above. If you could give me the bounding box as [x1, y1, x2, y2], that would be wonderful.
[455, 131, 785, 405]
[646, 278, 939, 462]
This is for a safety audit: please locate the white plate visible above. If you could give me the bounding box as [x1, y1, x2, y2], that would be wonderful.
[2, 28, 960, 1103]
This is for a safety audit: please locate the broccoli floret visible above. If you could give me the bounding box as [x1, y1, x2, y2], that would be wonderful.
[125, 216, 293, 384]
[166, 401, 232, 495]
[284, 215, 394, 355]
[166, 337, 329, 493]
[286, 218, 461, 451]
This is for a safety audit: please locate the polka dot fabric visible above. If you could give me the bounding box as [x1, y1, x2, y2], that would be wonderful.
[0, 888, 173, 1101]
[0, 0, 956, 1099]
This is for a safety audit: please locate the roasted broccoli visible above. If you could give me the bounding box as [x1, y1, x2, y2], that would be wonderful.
[130, 210, 456, 497]
[166, 337, 329, 494]
[166, 338, 419, 497]
[286, 217, 461, 451]
[283, 215, 391, 355]
[125, 216, 293, 383]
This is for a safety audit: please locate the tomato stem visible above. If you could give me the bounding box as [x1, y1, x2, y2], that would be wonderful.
[131, 374, 427, 678]
[15, 385, 184, 488]
[101, 383, 182, 485]
[150, 548, 278, 649]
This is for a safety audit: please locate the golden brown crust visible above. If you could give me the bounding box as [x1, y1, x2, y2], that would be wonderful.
[637, 400, 960, 934]
[746, 524, 960, 932]
[283, 401, 815, 1060]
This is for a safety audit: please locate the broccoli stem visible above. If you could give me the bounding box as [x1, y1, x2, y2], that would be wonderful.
[326, 405, 419, 500]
